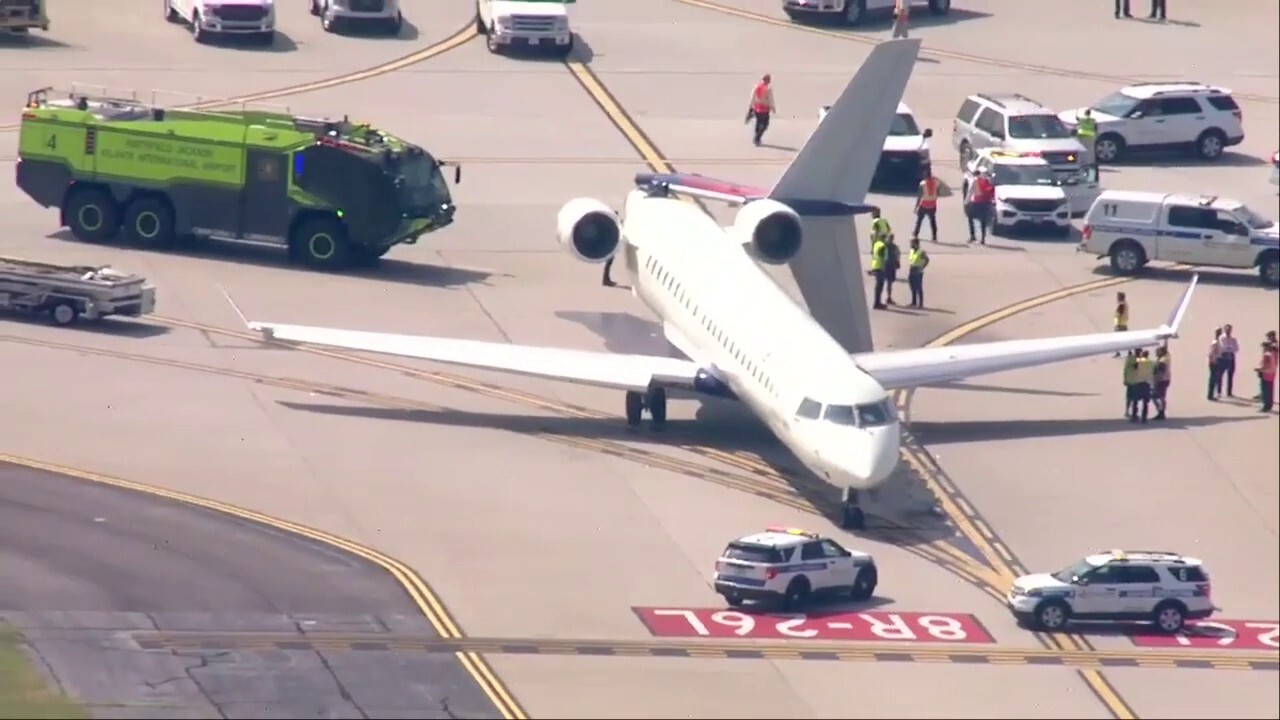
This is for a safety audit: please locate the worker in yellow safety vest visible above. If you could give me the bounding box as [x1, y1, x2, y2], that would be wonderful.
[1076, 108, 1099, 168]
[1122, 349, 1140, 417]
[907, 238, 930, 308]
[869, 209, 891, 310]
[913, 172, 940, 243]
[1111, 290, 1129, 356]
[1130, 348, 1155, 423]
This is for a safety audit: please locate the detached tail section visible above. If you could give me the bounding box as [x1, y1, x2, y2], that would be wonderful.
[782, 39, 921, 355]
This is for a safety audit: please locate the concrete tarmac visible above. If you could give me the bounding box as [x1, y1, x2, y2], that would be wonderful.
[0, 461, 501, 718]
[1, 0, 1277, 718]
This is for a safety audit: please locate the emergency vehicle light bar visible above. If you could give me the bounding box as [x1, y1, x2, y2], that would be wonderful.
[766, 526, 818, 538]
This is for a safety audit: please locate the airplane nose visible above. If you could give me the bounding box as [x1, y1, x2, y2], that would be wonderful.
[837, 424, 900, 488]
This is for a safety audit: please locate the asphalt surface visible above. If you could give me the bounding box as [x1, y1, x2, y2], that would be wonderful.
[0, 461, 500, 719]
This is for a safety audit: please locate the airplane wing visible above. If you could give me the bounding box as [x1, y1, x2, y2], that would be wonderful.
[853, 276, 1198, 391]
[245, 321, 702, 393]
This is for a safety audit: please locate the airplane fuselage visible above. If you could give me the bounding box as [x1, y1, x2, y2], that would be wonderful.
[617, 190, 901, 492]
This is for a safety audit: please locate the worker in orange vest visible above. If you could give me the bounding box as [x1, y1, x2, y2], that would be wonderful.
[745, 74, 776, 147]
[1256, 340, 1277, 412]
[892, 0, 910, 38]
[912, 170, 940, 243]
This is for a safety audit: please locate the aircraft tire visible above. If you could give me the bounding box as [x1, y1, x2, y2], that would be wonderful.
[624, 391, 644, 427]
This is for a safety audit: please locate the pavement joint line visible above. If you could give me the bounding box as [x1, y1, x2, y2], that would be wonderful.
[124, 633, 1279, 671]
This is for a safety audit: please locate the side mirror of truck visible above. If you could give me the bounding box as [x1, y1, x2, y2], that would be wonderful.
[922, 128, 933, 139]
[455, 165, 462, 184]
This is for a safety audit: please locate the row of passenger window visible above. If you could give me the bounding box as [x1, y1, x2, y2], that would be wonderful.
[644, 253, 779, 398]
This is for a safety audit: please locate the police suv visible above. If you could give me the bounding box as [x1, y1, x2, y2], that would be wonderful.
[713, 527, 878, 611]
[963, 150, 1100, 237]
[1007, 550, 1216, 634]
[1080, 191, 1280, 286]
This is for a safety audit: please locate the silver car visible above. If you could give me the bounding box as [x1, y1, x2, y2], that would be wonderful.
[952, 93, 1088, 179]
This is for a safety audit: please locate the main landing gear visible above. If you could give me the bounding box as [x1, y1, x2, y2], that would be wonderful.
[624, 388, 668, 430]
[840, 487, 866, 531]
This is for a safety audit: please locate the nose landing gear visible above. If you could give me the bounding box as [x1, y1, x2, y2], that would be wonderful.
[624, 387, 668, 430]
[840, 487, 866, 530]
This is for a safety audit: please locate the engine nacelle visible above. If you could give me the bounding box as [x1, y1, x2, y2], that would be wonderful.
[732, 199, 803, 265]
[557, 197, 621, 264]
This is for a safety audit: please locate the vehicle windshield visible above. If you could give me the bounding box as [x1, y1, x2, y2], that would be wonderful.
[812, 399, 896, 427]
[888, 113, 921, 137]
[991, 164, 1057, 186]
[1051, 558, 1100, 583]
[393, 153, 453, 218]
[1007, 114, 1072, 139]
[1091, 91, 1141, 118]
[1235, 204, 1276, 230]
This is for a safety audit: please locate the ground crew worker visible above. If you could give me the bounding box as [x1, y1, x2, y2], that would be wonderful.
[1256, 340, 1277, 413]
[1130, 348, 1154, 423]
[745, 74, 776, 147]
[1076, 108, 1098, 169]
[869, 213, 889, 309]
[1208, 327, 1224, 399]
[1152, 345, 1171, 420]
[1123, 350, 1140, 417]
[1218, 323, 1240, 396]
[1148, 0, 1166, 21]
[882, 234, 902, 306]
[913, 171, 940, 243]
[892, 0, 910, 38]
[1112, 291, 1129, 357]
[965, 169, 994, 244]
[907, 238, 929, 308]
[1114, 0, 1132, 17]
[1252, 330, 1278, 400]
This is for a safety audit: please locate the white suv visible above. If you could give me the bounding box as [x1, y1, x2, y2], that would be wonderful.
[1007, 550, 1216, 634]
[714, 527, 878, 611]
[1059, 83, 1244, 163]
[953, 93, 1088, 178]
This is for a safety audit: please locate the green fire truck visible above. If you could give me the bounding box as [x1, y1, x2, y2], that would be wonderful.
[16, 86, 461, 269]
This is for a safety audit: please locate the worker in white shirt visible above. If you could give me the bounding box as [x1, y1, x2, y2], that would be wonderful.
[1217, 323, 1241, 397]
[1208, 327, 1224, 400]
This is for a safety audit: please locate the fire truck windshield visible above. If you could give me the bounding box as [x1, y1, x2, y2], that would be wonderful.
[394, 153, 453, 219]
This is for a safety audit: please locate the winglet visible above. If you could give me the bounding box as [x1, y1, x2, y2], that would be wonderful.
[1160, 274, 1199, 338]
[219, 286, 275, 341]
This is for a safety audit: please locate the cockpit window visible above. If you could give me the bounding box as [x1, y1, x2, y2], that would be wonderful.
[796, 397, 822, 420]
[856, 400, 896, 427]
[822, 404, 857, 426]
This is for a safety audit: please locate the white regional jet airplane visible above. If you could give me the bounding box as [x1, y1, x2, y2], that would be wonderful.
[242, 40, 1197, 530]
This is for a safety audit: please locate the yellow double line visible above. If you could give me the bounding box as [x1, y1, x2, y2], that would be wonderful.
[0, 452, 527, 719]
[0, 21, 478, 133]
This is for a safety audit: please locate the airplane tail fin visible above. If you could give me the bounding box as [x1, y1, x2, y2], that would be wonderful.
[769, 39, 921, 208]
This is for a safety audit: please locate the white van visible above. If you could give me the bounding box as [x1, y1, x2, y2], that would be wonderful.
[1080, 190, 1279, 286]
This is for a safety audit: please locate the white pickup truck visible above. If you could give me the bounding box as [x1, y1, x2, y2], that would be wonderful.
[1081, 190, 1280, 287]
[1, 0, 50, 32]
[165, 0, 275, 44]
[476, 0, 573, 57]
